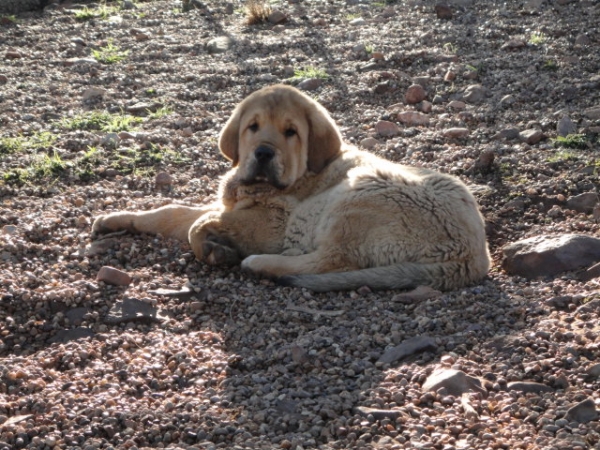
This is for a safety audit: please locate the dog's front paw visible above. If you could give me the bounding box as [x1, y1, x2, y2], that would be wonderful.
[91, 212, 135, 238]
[202, 240, 240, 266]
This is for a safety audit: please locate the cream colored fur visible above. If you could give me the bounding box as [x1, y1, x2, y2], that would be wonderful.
[93, 84, 491, 291]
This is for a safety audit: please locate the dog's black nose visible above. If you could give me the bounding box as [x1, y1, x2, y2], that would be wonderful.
[254, 145, 275, 163]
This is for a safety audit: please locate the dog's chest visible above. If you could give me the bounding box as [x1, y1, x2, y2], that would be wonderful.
[283, 186, 342, 251]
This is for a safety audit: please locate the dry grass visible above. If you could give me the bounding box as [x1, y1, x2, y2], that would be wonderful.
[245, 0, 271, 25]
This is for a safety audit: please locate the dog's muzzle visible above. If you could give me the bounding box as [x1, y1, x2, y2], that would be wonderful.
[254, 145, 275, 165]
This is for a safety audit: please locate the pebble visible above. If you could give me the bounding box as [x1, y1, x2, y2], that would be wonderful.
[349, 18, 366, 26]
[447, 100, 466, 110]
[206, 36, 234, 54]
[375, 120, 400, 136]
[97, 266, 132, 286]
[557, 115, 577, 137]
[564, 398, 599, 424]
[360, 137, 379, 149]
[583, 106, 600, 120]
[268, 10, 287, 24]
[422, 368, 486, 396]
[519, 128, 543, 144]
[297, 78, 323, 91]
[397, 111, 430, 126]
[442, 127, 470, 139]
[462, 84, 486, 104]
[155, 171, 173, 187]
[435, 4, 453, 20]
[405, 84, 426, 104]
[82, 87, 107, 101]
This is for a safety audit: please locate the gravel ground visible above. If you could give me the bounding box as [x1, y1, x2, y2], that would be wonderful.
[1, 0, 600, 449]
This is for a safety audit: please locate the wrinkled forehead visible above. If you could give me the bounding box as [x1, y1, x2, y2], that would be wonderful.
[240, 92, 308, 127]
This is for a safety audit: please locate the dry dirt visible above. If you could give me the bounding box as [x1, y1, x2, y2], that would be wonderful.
[1, 0, 600, 449]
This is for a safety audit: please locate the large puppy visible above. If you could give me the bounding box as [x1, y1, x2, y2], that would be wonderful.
[93, 84, 491, 292]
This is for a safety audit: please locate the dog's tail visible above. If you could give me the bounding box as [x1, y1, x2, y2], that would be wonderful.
[278, 261, 485, 292]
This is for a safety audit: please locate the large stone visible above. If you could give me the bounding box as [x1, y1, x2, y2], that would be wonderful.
[422, 368, 486, 397]
[378, 335, 437, 365]
[462, 84, 486, 104]
[397, 111, 430, 126]
[502, 234, 600, 279]
[564, 398, 599, 424]
[557, 115, 577, 137]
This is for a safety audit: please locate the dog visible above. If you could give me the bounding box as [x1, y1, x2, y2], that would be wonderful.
[93, 84, 491, 292]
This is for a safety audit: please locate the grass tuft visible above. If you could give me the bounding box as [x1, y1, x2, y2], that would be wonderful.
[245, 0, 271, 25]
[92, 41, 129, 64]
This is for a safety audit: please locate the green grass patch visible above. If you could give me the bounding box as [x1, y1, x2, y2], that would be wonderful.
[546, 149, 580, 163]
[0, 132, 57, 154]
[74, 3, 120, 21]
[551, 133, 588, 149]
[529, 31, 546, 45]
[292, 67, 329, 80]
[92, 41, 129, 64]
[60, 111, 142, 133]
[147, 105, 174, 120]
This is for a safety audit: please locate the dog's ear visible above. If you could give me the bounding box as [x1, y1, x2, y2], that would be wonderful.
[306, 103, 343, 174]
[219, 106, 242, 166]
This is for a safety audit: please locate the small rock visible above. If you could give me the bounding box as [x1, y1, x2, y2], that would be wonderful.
[82, 87, 106, 101]
[443, 127, 470, 139]
[493, 127, 520, 140]
[448, 100, 466, 110]
[290, 345, 310, 364]
[97, 266, 132, 286]
[502, 234, 600, 279]
[378, 335, 437, 365]
[420, 100, 433, 113]
[405, 84, 426, 104]
[545, 295, 573, 309]
[297, 78, 323, 91]
[206, 36, 234, 54]
[268, 9, 287, 24]
[101, 133, 120, 148]
[434, 4, 452, 19]
[583, 107, 600, 120]
[397, 111, 430, 126]
[506, 381, 554, 394]
[587, 363, 600, 378]
[463, 84, 486, 104]
[375, 120, 400, 137]
[349, 18, 366, 26]
[155, 171, 173, 187]
[566, 192, 598, 214]
[501, 39, 527, 50]
[360, 137, 379, 149]
[444, 70, 456, 82]
[422, 368, 486, 396]
[126, 102, 160, 114]
[519, 129, 543, 145]
[564, 398, 599, 424]
[5, 50, 23, 59]
[557, 115, 577, 137]
[473, 149, 495, 173]
[575, 34, 590, 47]
[0, 75, 7, 84]
[2, 225, 18, 235]
[118, 131, 136, 140]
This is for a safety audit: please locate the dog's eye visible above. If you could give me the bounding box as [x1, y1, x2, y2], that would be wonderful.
[284, 128, 297, 138]
[248, 123, 259, 132]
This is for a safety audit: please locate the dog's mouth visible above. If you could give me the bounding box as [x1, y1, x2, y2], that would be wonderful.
[241, 170, 287, 190]
[240, 146, 288, 189]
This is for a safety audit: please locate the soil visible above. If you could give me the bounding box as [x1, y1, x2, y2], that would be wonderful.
[0, 0, 600, 449]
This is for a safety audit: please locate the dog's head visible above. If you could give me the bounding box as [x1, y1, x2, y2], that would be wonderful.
[218, 84, 342, 189]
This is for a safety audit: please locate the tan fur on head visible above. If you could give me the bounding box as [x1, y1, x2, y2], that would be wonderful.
[218, 85, 342, 182]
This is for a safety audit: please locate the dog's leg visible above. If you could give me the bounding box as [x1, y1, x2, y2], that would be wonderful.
[189, 207, 287, 266]
[92, 204, 219, 242]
